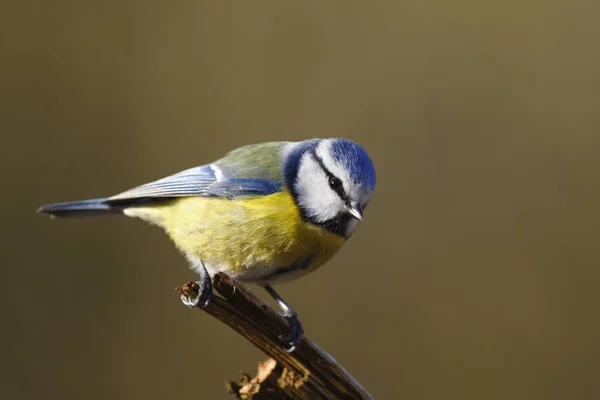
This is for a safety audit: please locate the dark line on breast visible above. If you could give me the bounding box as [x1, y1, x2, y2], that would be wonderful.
[260, 255, 314, 281]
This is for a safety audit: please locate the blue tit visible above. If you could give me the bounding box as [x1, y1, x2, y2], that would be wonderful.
[39, 138, 376, 351]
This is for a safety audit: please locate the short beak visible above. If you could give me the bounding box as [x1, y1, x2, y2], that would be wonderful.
[348, 202, 363, 220]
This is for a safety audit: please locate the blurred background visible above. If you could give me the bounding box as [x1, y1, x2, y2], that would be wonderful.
[2, 1, 599, 399]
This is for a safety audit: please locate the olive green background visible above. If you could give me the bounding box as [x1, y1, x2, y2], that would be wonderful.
[2, 1, 599, 399]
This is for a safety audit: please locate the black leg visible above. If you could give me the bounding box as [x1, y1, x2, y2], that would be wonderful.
[181, 257, 212, 308]
[264, 285, 304, 352]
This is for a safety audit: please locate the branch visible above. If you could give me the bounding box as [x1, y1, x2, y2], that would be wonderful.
[176, 273, 373, 399]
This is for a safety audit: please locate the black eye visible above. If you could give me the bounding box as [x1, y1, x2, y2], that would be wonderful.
[328, 177, 343, 191]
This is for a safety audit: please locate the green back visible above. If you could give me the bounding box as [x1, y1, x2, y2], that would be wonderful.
[215, 142, 285, 183]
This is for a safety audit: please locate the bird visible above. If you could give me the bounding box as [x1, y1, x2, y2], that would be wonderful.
[38, 138, 376, 351]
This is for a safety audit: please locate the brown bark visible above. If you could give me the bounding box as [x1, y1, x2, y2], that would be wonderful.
[177, 274, 373, 399]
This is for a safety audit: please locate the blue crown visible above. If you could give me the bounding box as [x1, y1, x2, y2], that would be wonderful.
[329, 139, 376, 190]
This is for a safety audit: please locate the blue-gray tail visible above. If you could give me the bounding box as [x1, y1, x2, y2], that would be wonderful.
[37, 198, 125, 218]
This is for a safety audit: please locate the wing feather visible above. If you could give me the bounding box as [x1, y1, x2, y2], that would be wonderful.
[107, 164, 281, 203]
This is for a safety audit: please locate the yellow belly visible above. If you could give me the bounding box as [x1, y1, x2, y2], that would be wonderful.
[125, 192, 345, 283]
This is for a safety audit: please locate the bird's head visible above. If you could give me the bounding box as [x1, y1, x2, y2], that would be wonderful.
[284, 138, 376, 238]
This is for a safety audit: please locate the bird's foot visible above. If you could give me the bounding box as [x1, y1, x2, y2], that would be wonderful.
[179, 257, 213, 308]
[280, 311, 304, 353]
[178, 280, 212, 308]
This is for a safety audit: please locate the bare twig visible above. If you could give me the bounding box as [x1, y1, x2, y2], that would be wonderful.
[176, 273, 373, 399]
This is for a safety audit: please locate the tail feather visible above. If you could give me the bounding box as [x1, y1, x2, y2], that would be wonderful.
[37, 198, 124, 218]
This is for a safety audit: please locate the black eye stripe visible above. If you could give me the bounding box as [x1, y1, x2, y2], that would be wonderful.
[312, 151, 349, 203]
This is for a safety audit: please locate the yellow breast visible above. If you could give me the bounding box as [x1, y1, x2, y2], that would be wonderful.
[126, 192, 345, 282]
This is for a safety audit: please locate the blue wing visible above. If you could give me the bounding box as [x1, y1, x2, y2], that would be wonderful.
[39, 143, 287, 217]
[108, 164, 281, 202]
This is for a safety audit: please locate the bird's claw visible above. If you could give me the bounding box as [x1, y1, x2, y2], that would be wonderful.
[179, 281, 212, 309]
[280, 312, 304, 352]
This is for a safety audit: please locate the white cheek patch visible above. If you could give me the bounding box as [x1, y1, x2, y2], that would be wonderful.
[295, 154, 344, 222]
